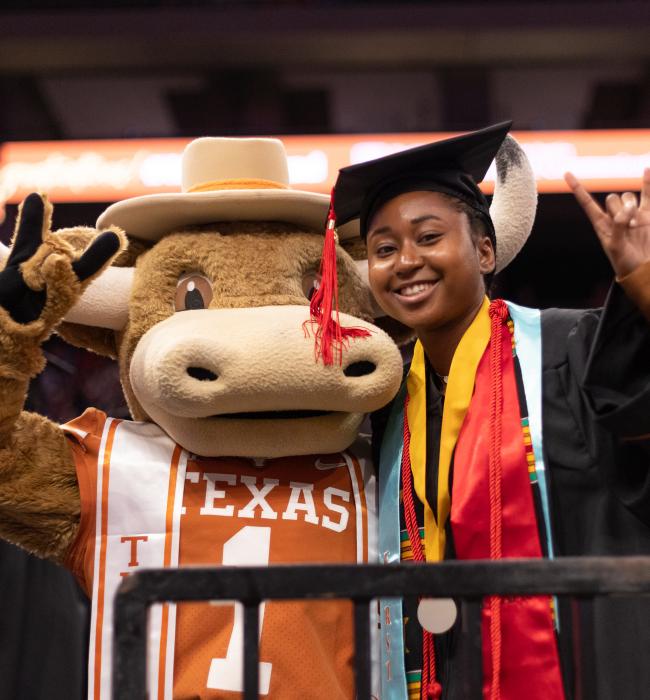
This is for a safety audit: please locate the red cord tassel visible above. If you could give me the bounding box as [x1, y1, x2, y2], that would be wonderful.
[306, 189, 371, 365]
[402, 395, 442, 700]
[487, 299, 509, 700]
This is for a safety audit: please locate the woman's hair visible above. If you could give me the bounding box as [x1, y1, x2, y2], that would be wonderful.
[440, 193, 496, 294]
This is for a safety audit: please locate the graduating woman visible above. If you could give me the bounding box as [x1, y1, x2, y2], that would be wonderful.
[309, 123, 650, 700]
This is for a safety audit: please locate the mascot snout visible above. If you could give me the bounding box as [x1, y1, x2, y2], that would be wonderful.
[130, 305, 403, 458]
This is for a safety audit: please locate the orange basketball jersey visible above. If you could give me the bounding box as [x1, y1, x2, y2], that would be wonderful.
[64, 408, 377, 700]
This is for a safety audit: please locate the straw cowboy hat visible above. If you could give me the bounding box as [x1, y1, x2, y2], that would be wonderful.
[97, 137, 362, 241]
[97, 133, 536, 270]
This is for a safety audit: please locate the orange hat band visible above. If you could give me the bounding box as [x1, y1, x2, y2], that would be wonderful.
[186, 178, 290, 193]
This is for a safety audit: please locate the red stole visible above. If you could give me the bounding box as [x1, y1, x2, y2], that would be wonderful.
[450, 312, 565, 700]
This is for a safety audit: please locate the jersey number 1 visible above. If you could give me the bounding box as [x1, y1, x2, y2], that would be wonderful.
[206, 526, 273, 695]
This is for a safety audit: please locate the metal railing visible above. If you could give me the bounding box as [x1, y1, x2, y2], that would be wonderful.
[113, 556, 650, 699]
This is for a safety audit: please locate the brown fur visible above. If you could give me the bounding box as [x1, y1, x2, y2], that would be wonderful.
[0, 411, 79, 562]
[340, 236, 367, 262]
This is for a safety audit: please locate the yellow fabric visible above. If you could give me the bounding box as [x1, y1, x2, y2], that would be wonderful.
[186, 178, 289, 193]
[406, 297, 491, 562]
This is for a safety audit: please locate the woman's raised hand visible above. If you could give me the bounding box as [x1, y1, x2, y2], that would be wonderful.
[565, 168, 650, 279]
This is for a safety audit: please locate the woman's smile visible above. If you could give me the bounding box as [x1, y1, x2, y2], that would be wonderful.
[391, 279, 440, 304]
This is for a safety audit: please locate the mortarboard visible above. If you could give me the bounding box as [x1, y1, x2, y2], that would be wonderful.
[332, 120, 512, 239]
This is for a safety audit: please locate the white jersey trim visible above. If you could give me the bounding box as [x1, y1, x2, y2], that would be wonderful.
[87, 418, 187, 700]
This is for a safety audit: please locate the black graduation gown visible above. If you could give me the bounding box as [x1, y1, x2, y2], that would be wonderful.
[372, 282, 650, 700]
[541, 283, 650, 700]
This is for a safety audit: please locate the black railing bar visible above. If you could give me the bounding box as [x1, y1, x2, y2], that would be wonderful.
[112, 558, 650, 700]
[458, 598, 483, 698]
[114, 557, 650, 607]
[112, 578, 148, 700]
[243, 602, 260, 700]
[353, 598, 371, 700]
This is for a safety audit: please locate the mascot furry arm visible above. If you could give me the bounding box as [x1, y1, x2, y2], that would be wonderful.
[0, 193, 124, 561]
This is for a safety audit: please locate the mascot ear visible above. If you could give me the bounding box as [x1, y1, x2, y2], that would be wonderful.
[340, 237, 415, 347]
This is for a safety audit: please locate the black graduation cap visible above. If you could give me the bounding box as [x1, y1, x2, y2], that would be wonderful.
[332, 121, 512, 238]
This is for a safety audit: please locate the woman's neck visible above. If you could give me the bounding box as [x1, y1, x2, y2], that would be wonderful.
[416, 298, 485, 377]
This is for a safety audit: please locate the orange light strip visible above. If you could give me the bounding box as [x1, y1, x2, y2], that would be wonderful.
[1, 129, 649, 204]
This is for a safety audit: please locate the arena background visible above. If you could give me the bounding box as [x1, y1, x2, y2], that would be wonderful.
[0, 1, 649, 698]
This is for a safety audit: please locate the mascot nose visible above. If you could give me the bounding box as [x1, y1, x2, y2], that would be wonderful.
[343, 360, 376, 377]
[187, 366, 218, 382]
[185, 361, 376, 382]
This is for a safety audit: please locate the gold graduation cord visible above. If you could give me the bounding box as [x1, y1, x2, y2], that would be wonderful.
[405, 297, 492, 562]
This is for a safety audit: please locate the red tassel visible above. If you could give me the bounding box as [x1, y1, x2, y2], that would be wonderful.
[306, 189, 371, 365]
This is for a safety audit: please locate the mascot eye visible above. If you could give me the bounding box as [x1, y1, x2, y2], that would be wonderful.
[301, 271, 321, 301]
[175, 274, 214, 311]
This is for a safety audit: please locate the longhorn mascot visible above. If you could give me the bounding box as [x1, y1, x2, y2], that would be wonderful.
[0, 135, 533, 700]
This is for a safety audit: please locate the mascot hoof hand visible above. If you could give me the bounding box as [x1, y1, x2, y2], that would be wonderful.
[0, 193, 122, 326]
